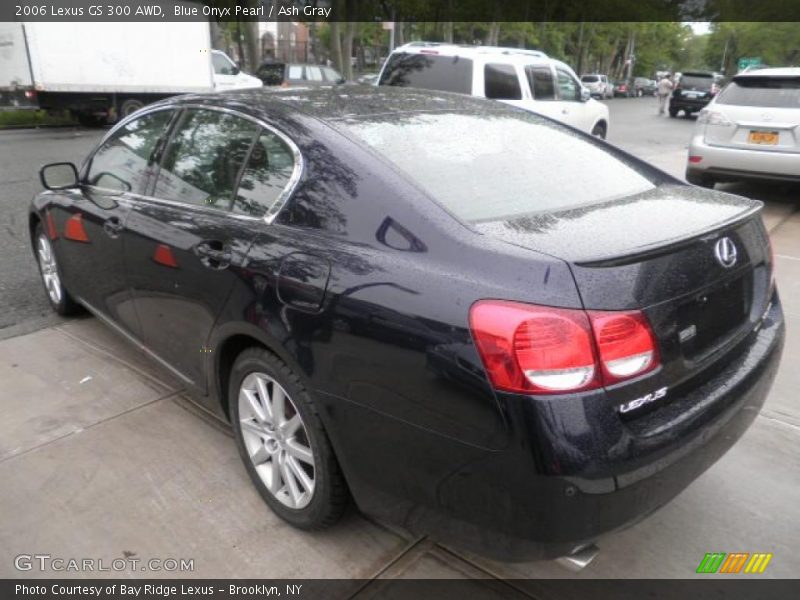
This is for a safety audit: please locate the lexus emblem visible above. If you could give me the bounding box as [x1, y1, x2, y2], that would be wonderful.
[714, 237, 737, 268]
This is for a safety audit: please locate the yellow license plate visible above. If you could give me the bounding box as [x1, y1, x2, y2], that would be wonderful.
[748, 130, 779, 145]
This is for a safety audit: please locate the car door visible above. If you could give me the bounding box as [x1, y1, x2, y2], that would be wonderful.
[553, 66, 592, 131]
[123, 107, 298, 389]
[522, 63, 565, 123]
[54, 108, 176, 336]
[211, 51, 241, 91]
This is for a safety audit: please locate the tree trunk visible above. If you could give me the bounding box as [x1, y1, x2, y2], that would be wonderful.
[209, 21, 224, 51]
[243, 19, 260, 70]
[443, 22, 453, 43]
[329, 21, 343, 72]
[235, 20, 246, 68]
[342, 21, 355, 80]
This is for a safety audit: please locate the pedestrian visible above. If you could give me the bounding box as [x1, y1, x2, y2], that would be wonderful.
[657, 74, 674, 115]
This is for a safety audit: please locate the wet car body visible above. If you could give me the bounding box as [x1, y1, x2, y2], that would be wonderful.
[29, 87, 783, 560]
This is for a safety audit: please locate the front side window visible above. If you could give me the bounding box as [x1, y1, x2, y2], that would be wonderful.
[378, 53, 473, 94]
[154, 109, 258, 210]
[581, 75, 599, 83]
[322, 67, 343, 83]
[212, 53, 236, 75]
[484, 63, 522, 100]
[233, 130, 296, 218]
[526, 65, 555, 100]
[556, 68, 580, 102]
[85, 109, 174, 193]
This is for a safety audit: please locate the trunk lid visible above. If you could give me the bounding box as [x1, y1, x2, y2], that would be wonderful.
[475, 184, 773, 412]
[703, 104, 800, 153]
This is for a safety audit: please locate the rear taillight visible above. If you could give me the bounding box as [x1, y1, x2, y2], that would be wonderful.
[589, 311, 658, 384]
[470, 300, 659, 394]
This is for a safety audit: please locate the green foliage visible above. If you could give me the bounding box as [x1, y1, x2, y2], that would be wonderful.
[704, 22, 800, 75]
[0, 110, 76, 129]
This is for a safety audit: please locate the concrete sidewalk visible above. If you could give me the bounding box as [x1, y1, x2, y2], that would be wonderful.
[1, 212, 799, 584]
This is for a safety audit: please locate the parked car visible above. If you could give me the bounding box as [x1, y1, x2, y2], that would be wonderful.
[30, 86, 783, 563]
[613, 79, 633, 97]
[669, 71, 724, 117]
[580, 74, 613, 98]
[686, 68, 800, 187]
[255, 61, 345, 87]
[378, 42, 610, 138]
[633, 77, 658, 96]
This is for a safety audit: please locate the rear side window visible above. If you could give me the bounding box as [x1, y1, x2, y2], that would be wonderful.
[717, 77, 800, 108]
[484, 63, 522, 100]
[581, 75, 599, 83]
[526, 66, 555, 100]
[233, 130, 296, 218]
[154, 109, 259, 210]
[378, 53, 473, 94]
[86, 109, 173, 193]
[306, 66, 323, 82]
[343, 112, 654, 223]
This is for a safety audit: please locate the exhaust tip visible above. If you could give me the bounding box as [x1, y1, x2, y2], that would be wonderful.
[555, 544, 599, 572]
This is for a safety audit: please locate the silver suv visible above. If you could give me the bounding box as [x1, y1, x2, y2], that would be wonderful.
[686, 68, 800, 187]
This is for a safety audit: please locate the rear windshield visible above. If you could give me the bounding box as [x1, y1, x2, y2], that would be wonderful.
[378, 53, 473, 94]
[717, 77, 800, 108]
[581, 75, 599, 82]
[680, 74, 713, 89]
[342, 112, 655, 223]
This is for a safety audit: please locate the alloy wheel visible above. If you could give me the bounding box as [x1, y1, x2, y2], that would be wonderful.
[238, 372, 316, 509]
[37, 233, 62, 305]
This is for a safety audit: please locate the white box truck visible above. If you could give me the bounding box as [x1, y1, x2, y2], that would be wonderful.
[0, 21, 262, 125]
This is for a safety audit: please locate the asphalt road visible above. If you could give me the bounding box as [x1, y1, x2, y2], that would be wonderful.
[0, 98, 797, 337]
[0, 127, 102, 338]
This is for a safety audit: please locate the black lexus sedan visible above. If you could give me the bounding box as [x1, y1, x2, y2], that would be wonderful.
[29, 86, 784, 562]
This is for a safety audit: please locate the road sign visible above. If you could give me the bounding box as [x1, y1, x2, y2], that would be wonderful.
[738, 57, 762, 71]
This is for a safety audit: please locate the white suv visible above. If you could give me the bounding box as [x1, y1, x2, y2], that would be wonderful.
[378, 43, 610, 138]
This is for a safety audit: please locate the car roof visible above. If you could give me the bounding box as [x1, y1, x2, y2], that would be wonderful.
[391, 42, 549, 63]
[164, 85, 509, 124]
[734, 67, 800, 78]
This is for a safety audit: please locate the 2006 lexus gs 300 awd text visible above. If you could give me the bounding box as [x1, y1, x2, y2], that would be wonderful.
[29, 87, 784, 561]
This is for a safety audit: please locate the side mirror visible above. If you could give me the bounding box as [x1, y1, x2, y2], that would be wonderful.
[580, 87, 591, 102]
[232, 64, 241, 75]
[40, 162, 79, 190]
[337, 77, 346, 85]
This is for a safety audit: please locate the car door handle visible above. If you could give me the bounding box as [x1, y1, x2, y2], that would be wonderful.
[194, 241, 232, 270]
[103, 217, 124, 238]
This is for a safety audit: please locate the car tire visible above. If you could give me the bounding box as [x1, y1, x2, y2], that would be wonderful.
[229, 347, 348, 530]
[33, 223, 81, 316]
[686, 171, 715, 189]
[669, 108, 679, 118]
[591, 122, 607, 139]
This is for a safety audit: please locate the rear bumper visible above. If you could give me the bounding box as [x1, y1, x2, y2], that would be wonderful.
[670, 95, 712, 112]
[688, 136, 800, 182]
[338, 297, 784, 561]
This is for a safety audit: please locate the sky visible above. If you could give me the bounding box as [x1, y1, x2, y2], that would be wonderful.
[689, 22, 711, 35]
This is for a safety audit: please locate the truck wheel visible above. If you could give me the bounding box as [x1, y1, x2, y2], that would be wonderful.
[119, 99, 145, 119]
